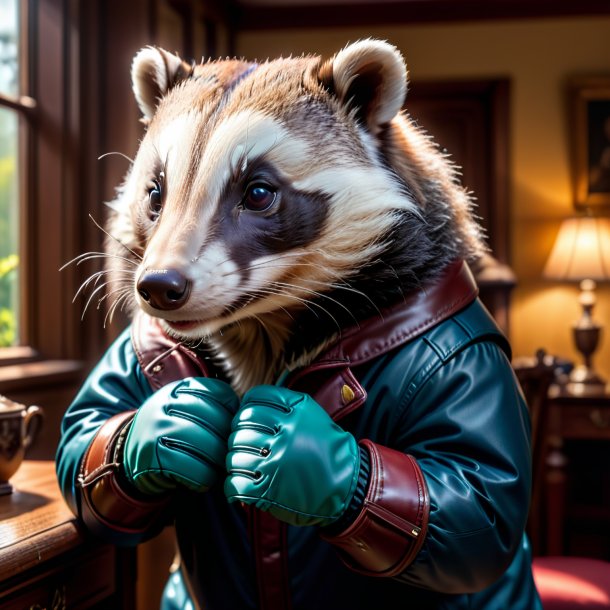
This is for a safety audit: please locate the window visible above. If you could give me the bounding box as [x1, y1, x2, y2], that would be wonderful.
[0, 0, 85, 405]
[0, 0, 22, 347]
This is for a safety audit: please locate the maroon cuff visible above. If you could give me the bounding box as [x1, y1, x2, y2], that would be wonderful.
[78, 411, 171, 536]
[321, 440, 429, 577]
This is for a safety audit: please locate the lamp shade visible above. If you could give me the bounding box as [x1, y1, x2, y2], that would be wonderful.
[543, 216, 610, 281]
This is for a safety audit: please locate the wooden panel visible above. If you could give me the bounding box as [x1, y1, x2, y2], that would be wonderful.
[234, 0, 610, 30]
[0, 546, 116, 609]
[0, 460, 136, 607]
[406, 79, 510, 263]
[0, 460, 84, 580]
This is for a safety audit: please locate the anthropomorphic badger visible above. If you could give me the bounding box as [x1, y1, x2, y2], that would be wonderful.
[56, 39, 542, 609]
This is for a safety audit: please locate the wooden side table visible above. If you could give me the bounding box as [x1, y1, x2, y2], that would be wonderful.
[544, 382, 610, 557]
[0, 460, 136, 609]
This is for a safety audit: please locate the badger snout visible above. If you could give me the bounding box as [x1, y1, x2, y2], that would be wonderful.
[137, 268, 192, 310]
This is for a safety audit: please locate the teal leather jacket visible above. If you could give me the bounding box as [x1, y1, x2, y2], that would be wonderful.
[56, 261, 543, 610]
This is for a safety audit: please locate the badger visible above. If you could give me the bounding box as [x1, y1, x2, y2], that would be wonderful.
[97, 38, 486, 395]
[59, 40, 542, 610]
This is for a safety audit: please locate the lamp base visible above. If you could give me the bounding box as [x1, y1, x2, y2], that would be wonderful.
[570, 296, 605, 393]
[566, 364, 606, 395]
[569, 364, 606, 385]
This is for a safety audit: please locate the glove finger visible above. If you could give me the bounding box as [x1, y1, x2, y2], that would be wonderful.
[228, 426, 276, 449]
[232, 402, 294, 434]
[161, 414, 229, 465]
[171, 379, 239, 422]
[174, 377, 240, 416]
[242, 385, 303, 410]
[226, 442, 266, 475]
[167, 401, 233, 442]
[224, 469, 267, 504]
[156, 436, 222, 491]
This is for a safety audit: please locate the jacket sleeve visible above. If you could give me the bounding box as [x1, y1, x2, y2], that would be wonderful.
[323, 338, 532, 594]
[402, 340, 531, 592]
[55, 326, 170, 545]
[320, 440, 429, 577]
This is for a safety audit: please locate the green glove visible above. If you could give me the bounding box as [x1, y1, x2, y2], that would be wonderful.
[123, 377, 239, 495]
[224, 386, 360, 527]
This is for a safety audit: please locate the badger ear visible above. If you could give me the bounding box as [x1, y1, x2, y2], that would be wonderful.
[131, 46, 192, 122]
[319, 39, 407, 134]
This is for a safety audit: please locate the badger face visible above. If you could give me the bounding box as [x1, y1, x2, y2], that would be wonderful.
[105, 41, 425, 343]
[135, 107, 348, 340]
[103, 39, 485, 358]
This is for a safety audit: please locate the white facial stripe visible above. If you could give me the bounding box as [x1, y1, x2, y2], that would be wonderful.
[290, 165, 415, 274]
[160, 110, 313, 258]
[197, 110, 312, 199]
[157, 114, 198, 184]
[294, 164, 416, 216]
[193, 241, 240, 289]
[246, 252, 296, 285]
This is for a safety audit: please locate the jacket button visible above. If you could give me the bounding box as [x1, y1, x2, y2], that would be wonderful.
[341, 384, 355, 404]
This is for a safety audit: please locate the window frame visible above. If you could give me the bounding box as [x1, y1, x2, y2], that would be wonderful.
[0, 0, 36, 362]
[0, 0, 87, 394]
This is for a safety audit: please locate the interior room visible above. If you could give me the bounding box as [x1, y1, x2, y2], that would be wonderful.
[1, 0, 610, 608]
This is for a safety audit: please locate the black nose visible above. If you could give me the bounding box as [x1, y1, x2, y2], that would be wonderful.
[137, 269, 191, 310]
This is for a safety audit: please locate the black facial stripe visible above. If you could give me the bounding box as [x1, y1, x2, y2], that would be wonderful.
[209, 165, 331, 301]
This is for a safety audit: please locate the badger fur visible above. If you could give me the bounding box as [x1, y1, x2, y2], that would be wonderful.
[100, 39, 487, 395]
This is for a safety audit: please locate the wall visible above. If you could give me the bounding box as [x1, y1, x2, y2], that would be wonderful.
[236, 16, 610, 378]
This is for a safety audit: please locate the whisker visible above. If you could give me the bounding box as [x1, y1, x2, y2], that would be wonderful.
[270, 280, 359, 325]
[232, 285, 345, 331]
[98, 151, 134, 164]
[96, 284, 130, 308]
[80, 281, 115, 319]
[72, 269, 135, 303]
[216, 250, 308, 276]
[73, 273, 112, 303]
[104, 291, 133, 327]
[72, 272, 108, 303]
[60, 251, 139, 272]
[220, 259, 341, 280]
[88, 214, 143, 261]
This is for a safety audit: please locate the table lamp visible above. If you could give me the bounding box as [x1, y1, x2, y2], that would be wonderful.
[543, 215, 610, 389]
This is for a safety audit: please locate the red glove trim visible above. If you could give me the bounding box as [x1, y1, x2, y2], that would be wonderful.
[78, 411, 170, 535]
[321, 440, 429, 577]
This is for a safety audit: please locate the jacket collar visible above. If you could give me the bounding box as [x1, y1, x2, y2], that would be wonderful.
[285, 259, 479, 420]
[320, 259, 478, 366]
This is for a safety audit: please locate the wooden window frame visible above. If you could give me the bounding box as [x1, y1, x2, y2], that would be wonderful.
[0, 0, 87, 395]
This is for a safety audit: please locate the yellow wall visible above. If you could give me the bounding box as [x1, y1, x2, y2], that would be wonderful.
[237, 16, 610, 377]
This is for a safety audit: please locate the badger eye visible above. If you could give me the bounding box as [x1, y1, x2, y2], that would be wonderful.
[242, 183, 277, 212]
[148, 180, 163, 221]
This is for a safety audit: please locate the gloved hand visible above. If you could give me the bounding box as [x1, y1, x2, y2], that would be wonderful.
[224, 386, 360, 527]
[123, 377, 239, 495]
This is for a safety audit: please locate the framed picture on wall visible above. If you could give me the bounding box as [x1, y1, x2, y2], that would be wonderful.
[569, 76, 610, 211]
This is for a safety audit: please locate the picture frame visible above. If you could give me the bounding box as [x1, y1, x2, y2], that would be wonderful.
[569, 76, 610, 211]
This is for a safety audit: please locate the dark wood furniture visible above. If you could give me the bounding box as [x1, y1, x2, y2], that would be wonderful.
[0, 460, 135, 609]
[544, 382, 610, 558]
[513, 353, 610, 608]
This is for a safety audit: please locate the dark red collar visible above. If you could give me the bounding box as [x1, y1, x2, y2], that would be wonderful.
[283, 260, 479, 421]
[298, 259, 478, 369]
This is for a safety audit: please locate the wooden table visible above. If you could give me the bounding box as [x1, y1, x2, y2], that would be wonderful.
[544, 382, 610, 557]
[0, 460, 135, 609]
